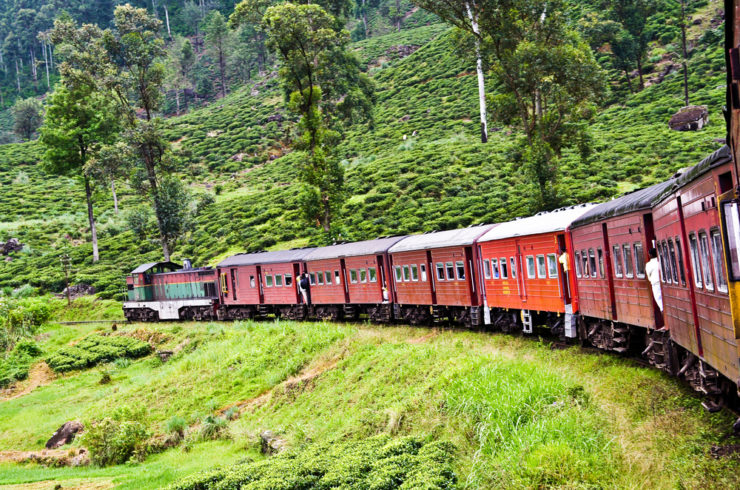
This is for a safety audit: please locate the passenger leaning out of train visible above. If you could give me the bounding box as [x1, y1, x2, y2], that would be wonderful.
[645, 248, 663, 313]
[299, 273, 310, 305]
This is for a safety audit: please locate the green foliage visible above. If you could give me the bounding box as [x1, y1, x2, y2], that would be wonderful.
[11, 98, 43, 141]
[168, 434, 456, 490]
[83, 405, 149, 466]
[0, 340, 42, 388]
[0, 296, 52, 351]
[199, 414, 228, 441]
[45, 334, 151, 373]
[166, 415, 188, 437]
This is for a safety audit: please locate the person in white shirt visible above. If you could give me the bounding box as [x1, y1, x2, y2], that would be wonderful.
[645, 247, 663, 312]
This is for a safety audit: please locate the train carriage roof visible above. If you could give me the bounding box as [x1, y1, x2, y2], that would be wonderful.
[479, 204, 596, 242]
[388, 224, 497, 253]
[653, 145, 732, 204]
[303, 236, 407, 261]
[218, 248, 316, 267]
[570, 180, 675, 229]
[130, 262, 180, 274]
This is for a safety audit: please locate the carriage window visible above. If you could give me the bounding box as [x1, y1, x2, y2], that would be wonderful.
[483, 259, 491, 279]
[350, 269, 358, 283]
[536, 255, 547, 278]
[597, 248, 604, 278]
[675, 238, 686, 286]
[634, 243, 645, 278]
[660, 242, 672, 284]
[547, 254, 558, 278]
[360, 268, 368, 283]
[436, 262, 445, 280]
[403, 265, 411, 281]
[510, 257, 517, 278]
[689, 234, 702, 288]
[500, 258, 508, 279]
[410, 264, 419, 281]
[446, 262, 455, 280]
[623, 244, 634, 278]
[456, 261, 466, 280]
[317, 272, 324, 285]
[668, 240, 679, 284]
[310, 273, 317, 285]
[335, 270, 341, 284]
[368, 267, 378, 282]
[275, 274, 284, 287]
[699, 232, 714, 291]
[588, 249, 597, 278]
[420, 264, 427, 281]
[612, 245, 623, 278]
[250, 275, 256, 288]
[581, 250, 589, 278]
[323, 271, 330, 284]
[574, 252, 581, 278]
[711, 230, 728, 293]
[526, 256, 536, 278]
[491, 259, 500, 279]
[395, 266, 403, 282]
[265, 275, 273, 287]
[285, 274, 293, 287]
[722, 201, 740, 280]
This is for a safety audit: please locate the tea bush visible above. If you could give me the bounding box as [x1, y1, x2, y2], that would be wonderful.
[45, 334, 151, 372]
[83, 405, 149, 466]
[0, 340, 42, 388]
[0, 296, 52, 351]
[168, 435, 456, 490]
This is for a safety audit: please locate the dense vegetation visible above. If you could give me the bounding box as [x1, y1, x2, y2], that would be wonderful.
[45, 334, 151, 372]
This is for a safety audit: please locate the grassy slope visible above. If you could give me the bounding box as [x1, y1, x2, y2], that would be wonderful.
[0, 303, 739, 488]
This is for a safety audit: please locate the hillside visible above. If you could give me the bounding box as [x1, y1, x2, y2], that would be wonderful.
[0, 0, 728, 298]
[1, 304, 739, 488]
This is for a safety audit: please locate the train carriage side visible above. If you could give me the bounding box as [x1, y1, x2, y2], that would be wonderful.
[217, 249, 315, 320]
[570, 181, 673, 359]
[387, 225, 496, 327]
[302, 237, 406, 322]
[653, 146, 738, 397]
[477, 205, 595, 336]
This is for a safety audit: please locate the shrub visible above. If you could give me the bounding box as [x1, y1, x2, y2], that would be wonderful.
[46, 335, 152, 373]
[199, 415, 227, 441]
[84, 417, 149, 466]
[0, 340, 42, 388]
[166, 416, 188, 438]
[0, 297, 52, 351]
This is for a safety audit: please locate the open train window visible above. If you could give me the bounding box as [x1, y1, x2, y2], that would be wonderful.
[456, 261, 466, 280]
[510, 257, 516, 278]
[275, 274, 283, 287]
[410, 264, 419, 281]
[588, 249, 597, 278]
[369, 267, 378, 282]
[675, 238, 686, 285]
[491, 259, 500, 279]
[574, 252, 581, 278]
[250, 275, 256, 288]
[711, 229, 728, 293]
[310, 273, 317, 286]
[526, 256, 536, 278]
[536, 255, 546, 278]
[659, 242, 671, 284]
[668, 240, 679, 284]
[483, 259, 491, 279]
[317, 271, 324, 285]
[597, 249, 604, 278]
[265, 275, 273, 288]
[634, 243, 645, 278]
[436, 263, 445, 280]
[719, 171, 734, 194]
[612, 245, 623, 278]
[335, 270, 341, 284]
[403, 265, 411, 281]
[688, 234, 702, 288]
[623, 244, 634, 278]
[351, 269, 359, 283]
[722, 201, 740, 280]
[547, 254, 558, 278]
[285, 274, 293, 287]
[395, 266, 403, 282]
[699, 232, 714, 291]
[445, 262, 455, 280]
[360, 268, 368, 283]
[500, 258, 508, 279]
[420, 264, 427, 281]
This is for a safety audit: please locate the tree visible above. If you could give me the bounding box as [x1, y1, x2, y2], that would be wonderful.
[153, 176, 192, 259]
[181, 1, 206, 52]
[11, 97, 42, 140]
[204, 11, 231, 99]
[262, 2, 374, 233]
[602, 0, 658, 90]
[581, 13, 636, 93]
[677, 0, 690, 106]
[229, 0, 271, 75]
[469, 0, 604, 209]
[165, 36, 195, 114]
[40, 85, 120, 263]
[413, 0, 489, 142]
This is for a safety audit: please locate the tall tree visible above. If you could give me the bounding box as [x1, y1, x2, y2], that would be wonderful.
[11, 97, 42, 140]
[40, 85, 120, 263]
[262, 2, 374, 233]
[413, 0, 489, 142]
[602, 0, 658, 90]
[204, 10, 231, 99]
[678, 0, 690, 106]
[229, 0, 271, 75]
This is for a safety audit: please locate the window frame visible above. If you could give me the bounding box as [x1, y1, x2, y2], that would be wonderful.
[420, 264, 427, 281]
[394, 266, 403, 282]
[350, 269, 359, 284]
[285, 274, 293, 287]
[446, 262, 455, 280]
[275, 274, 283, 287]
[483, 259, 491, 279]
[536, 254, 547, 279]
[698, 231, 715, 292]
[510, 257, 517, 279]
[265, 274, 274, 288]
[634, 243, 645, 279]
[526, 255, 536, 279]
[588, 249, 597, 278]
[623, 244, 634, 279]
[360, 268, 368, 283]
[403, 264, 411, 282]
[689, 233, 703, 289]
[436, 262, 445, 281]
[368, 267, 378, 283]
[410, 264, 419, 281]
[547, 253, 559, 278]
[317, 271, 324, 285]
[574, 252, 582, 278]
[491, 258, 500, 279]
[500, 257, 509, 279]
[711, 229, 728, 293]
[612, 245, 623, 278]
[310, 273, 317, 286]
[456, 261, 466, 280]
[334, 270, 341, 285]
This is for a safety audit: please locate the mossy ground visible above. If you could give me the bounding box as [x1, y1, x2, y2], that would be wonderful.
[0, 299, 738, 488]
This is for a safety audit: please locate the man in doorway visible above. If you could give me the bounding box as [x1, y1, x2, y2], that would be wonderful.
[299, 273, 311, 305]
[645, 247, 663, 313]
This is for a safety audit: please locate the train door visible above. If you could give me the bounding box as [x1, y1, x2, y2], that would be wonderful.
[256, 265, 265, 304]
[377, 255, 389, 302]
[230, 268, 238, 300]
[427, 250, 437, 305]
[516, 240, 527, 304]
[340, 258, 350, 303]
[556, 234, 572, 305]
[602, 223, 618, 320]
[293, 263, 301, 302]
[464, 246, 478, 306]
[642, 213, 664, 328]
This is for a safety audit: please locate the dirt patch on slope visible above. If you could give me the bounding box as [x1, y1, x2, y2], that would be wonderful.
[407, 331, 439, 344]
[0, 447, 88, 466]
[0, 362, 55, 402]
[1, 479, 112, 490]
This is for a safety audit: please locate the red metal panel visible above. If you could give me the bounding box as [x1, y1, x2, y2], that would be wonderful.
[220, 265, 261, 306]
[430, 247, 474, 307]
[306, 258, 345, 305]
[570, 222, 612, 320]
[479, 238, 521, 309]
[391, 250, 434, 305]
[345, 255, 385, 304]
[261, 262, 301, 305]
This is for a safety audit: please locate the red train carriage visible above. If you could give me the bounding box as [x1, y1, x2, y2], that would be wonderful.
[123, 261, 219, 321]
[652, 146, 739, 397]
[216, 249, 315, 320]
[302, 236, 406, 322]
[387, 225, 496, 326]
[570, 181, 674, 360]
[477, 205, 594, 336]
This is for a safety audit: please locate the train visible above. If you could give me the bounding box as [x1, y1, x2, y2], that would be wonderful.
[124, 145, 740, 423]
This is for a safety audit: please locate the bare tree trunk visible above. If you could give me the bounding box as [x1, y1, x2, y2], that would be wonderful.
[465, 1, 488, 143]
[111, 179, 119, 214]
[14, 59, 20, 93]
[623, 70, 633, 93]
[396, 0, 402, 31]
[49, 44, 53, 69]
[362, 0, 369, 38]
[636, 55, 645, 90]
[85, 177, 100, 262]
[161, 238, 170, 261]
[42, 41, 50, 88]
[219, 45, 226, 98]
[29, 48, 36, 82]
[175, 87, 180, 114]
[680, 0, 689, 106]
[164, 4, 172, 40]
